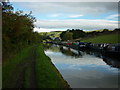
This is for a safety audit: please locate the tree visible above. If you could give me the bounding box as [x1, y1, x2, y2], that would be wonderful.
[102, 29, 109, 32]
[62, 31, 73, 41]
[2, 1, 13, 12]
[60, 31, 66, 41]
[60, 29, 86, 40]
[70, 29, 86, 39]
[2, 1, 40, 60]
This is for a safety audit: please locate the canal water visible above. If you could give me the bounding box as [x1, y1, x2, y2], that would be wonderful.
[44, 44, 119, 88]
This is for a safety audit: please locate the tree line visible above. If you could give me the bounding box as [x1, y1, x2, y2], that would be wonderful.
[60, 28, 120, 41]
[2, 2, 41, 61]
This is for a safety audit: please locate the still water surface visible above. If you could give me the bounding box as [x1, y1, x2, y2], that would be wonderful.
[44, 44, 119, 88]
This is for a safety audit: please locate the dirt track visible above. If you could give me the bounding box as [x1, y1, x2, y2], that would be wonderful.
[14, 47, 37, 88]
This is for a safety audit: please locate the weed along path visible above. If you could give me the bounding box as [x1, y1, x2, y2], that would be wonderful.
[3, 44, 70, 89]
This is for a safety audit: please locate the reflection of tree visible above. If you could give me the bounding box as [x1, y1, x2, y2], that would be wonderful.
[43, 44, 60, 52]
[60, 46, 82, 58]
[43, 43, 52, 50]
[44, 44, 120, 69]
[48, 46, 60, 52]
[79, 49, 120, 69]
[82, 50, 102, 58]
[44, 44, 83, 58]
[103, 57, 120, 69]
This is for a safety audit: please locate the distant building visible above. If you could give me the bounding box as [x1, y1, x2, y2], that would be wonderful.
[54, 37, 61, 41]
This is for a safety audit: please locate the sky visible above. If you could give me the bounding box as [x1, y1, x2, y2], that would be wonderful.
[10, 1, 120, 32]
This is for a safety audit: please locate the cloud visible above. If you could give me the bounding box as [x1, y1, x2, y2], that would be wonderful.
[12, 2, 118, 16]
[106, 14, 120, 20]
[34, 19, 118, 31]
[33, 27, 65, 32]
[49, 14, 60, 17]
[49, 14, 84, 18]
[11, 2, 118, 32]
[69, 14, 83, 18]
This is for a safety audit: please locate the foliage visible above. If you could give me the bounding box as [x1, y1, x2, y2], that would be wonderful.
[60, 29, 86, 41]
[69, 29, 86, 39]
[2, 2, 41, 61]
[60, 28, 120, 41]
[60, 31, 66, 41]
[62, 31, 73, 40]
[39, 31, 62, 41]
[60, 31, 72, 41]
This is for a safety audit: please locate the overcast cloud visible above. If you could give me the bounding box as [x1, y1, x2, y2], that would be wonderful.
[11, 2, 119, 32]
[19, 2, 118, 15]
[35, 19, 118, 30]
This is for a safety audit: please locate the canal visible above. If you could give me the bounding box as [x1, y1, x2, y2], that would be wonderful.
[44, 44, 120, 88]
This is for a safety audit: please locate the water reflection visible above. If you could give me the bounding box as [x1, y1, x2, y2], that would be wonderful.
[60, 46, 83, 58]
[103, 57, 120, 68]
[44, 44, 120, 69]
[44, 44, 119, 88]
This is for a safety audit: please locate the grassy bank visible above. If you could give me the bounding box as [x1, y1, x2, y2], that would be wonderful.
[3, 46, 33, 88]
[36, 44, 70, 88]
[81, 34, 120, 44]
[3, 44, 70, 88]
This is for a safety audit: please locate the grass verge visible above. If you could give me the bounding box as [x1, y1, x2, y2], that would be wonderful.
[3, 44, 70, 88]
[3, 46, 33, 88]
[81, 34, 120, 44]
[36, 44, 70, 88]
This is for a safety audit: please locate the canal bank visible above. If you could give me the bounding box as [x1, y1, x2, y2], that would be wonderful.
[36, 44, 71, 88]
[3, 44, 70, 88]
